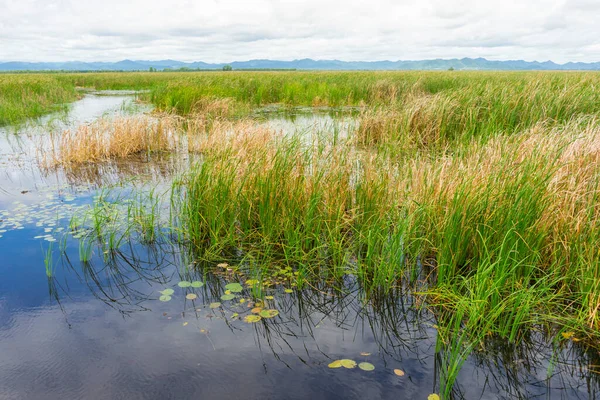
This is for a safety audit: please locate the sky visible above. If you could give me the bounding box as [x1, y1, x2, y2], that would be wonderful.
[1, 0, 599, 63]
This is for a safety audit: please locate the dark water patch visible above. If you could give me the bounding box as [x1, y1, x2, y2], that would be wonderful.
[1, 232, 599, 399]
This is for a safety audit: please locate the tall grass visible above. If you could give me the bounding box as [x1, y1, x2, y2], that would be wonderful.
[0, 74, 78, 126]
[174, 115, 600, 343]
[40, 116, 180, 166]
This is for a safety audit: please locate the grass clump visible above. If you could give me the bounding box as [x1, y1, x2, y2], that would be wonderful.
[41, 116, 180, 166]
[173, 115, 600, 365]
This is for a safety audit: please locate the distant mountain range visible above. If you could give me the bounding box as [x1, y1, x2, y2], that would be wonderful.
[2, 57, 600, 71]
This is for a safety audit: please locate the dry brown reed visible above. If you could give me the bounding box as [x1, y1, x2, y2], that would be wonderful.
[40, 116, 180, 167]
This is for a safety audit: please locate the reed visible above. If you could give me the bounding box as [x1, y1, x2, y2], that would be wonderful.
[173, 114, 600, 346]
[41, 116, 179, 166]
[0, 74, 78, 126]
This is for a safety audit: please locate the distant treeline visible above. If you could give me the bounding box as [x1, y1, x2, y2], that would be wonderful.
[0, 68, 298, 74]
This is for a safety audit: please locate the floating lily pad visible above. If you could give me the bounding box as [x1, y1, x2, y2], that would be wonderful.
[191, 281, 204, 288]
[265, 295, 274, 300]
[251, 307, 263, 314]
[244, 315, 261, 323]
[221, 294, 235, 301]
[284, 288, 293, 294]
[159, 295, 172, 302]
[225, 283, 243, 293]
[358, 362, 375, 371]
[245, 279, 259, 286]
[231, 313, 239, 319]
[259, 309, 279, 318]
[340, 359, 357, 369]
[360, 352, 371, 356]
[393, 369, 405, 376]
[186, 294, 198, 300]
[328, 360, 342, 369]
[428, 395, 440, 400]
[160, 288, 174, 296]
[209, 302, 221, 309]
[178, 281, 192, 287]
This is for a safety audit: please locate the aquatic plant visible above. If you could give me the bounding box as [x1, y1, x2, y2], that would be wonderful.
[40, 116, 180, 166]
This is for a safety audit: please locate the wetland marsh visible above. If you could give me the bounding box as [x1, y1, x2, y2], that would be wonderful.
[1, 71, 600, 399]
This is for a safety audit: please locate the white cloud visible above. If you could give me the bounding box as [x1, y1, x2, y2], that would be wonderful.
[0, 0, 598, 63]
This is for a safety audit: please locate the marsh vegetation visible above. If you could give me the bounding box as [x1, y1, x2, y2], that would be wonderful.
[2, 71, 600, 399]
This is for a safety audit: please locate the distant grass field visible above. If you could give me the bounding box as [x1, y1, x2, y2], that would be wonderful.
[0, 74, 78, 126]
[7, 70, 600, 132]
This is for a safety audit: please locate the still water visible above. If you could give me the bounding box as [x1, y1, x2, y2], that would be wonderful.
[0, 94, 597, 399]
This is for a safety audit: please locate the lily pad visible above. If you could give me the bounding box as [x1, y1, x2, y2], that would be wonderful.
[328, 360, 342, 369]
[209, 302, 221, 309]
[191, 281, 204, 288]
[244, 315, 262, 323]
[245, 279, 259, 286]
[186, 293, 198, 300]
[284, 288, 293, 294]
[393, 369, 405, 376]
[340, 359, 357, 369]
[160, 288, 174, 296]
[221, 293, 235, 301]
[251, 307, 263, 314]
[428, 395, 440, 400]
[358, 362, 375, 371]
[265, 295, 274, 300]
[159, 295, 172, 302]
[259, 309, 279, 318]
[225, 283, 243, 293]
[178, 281, 192, 288]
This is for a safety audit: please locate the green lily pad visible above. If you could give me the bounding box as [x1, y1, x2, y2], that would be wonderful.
[209, 302, 221, 309]
[259, 309, 279, 318]
[244, 315, 262, 323]
[221, 293, 235, 301]
[284, 288, 293, 294]
[186, 294, 198, 300]
[328, 360, 343, 368]
[160, 288, 174, 296]
[225, 283, 243, 293]
[340, 359, 357, 369]
[159, 295, 172, 302]
[178, 281, 192, 288]
[358, 362, 375, 371]
[245, 279, 259, 286]
[191, 281, 204, 288]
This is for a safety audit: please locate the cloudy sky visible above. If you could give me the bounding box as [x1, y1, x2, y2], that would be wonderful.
[1, 0, 599, 63]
